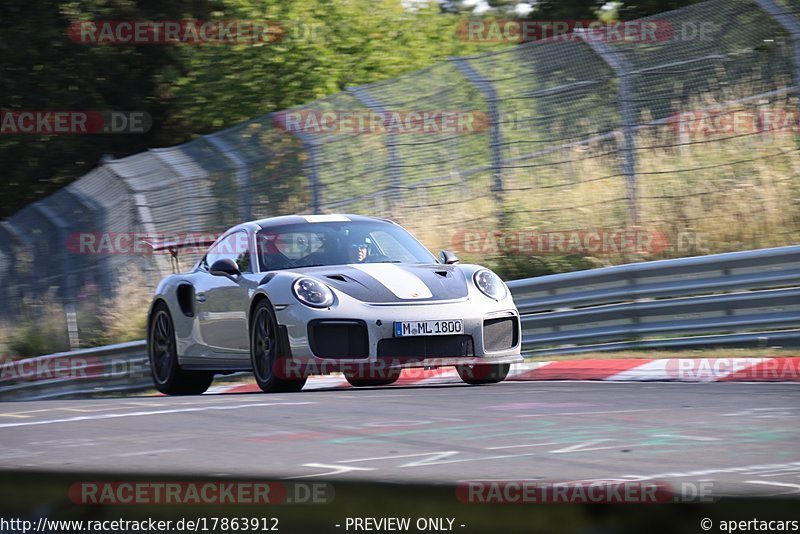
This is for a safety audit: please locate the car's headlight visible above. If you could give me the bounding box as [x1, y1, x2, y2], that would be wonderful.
[292, 277, 334, 308]
[473, 269, 508, 300]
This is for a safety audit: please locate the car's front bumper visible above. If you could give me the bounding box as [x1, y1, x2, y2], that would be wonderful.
[275, 297, 522, 375]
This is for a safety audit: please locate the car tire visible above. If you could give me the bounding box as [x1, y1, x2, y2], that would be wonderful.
[148, 302, 214, 395]
[250, 299, 307, 393]
[343, 367, 401, 388]
[455, 363, 510, 385]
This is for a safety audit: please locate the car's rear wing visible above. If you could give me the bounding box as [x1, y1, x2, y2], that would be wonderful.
[140, 237, 218, 273]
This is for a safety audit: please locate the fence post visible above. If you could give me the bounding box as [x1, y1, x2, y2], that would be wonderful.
[450, 57, 506, 227]
[576, 31, 640, 227]
[291, 127, 321, 214]
[754, 0, 800, 96]
[64, 187, 111, 295]
[346, 85, 401, 216]
[100, 156, 174, 279]
[2, 220, 34, 314]
[0, 223, 20, 318]
[32, 203, 79, 350]
[205, 135, 252, 220]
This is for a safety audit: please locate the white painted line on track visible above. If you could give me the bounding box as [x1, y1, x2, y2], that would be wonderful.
[744, 481, 800, 495]
[652, 434, 721, 442]
[551, 443, 641, 454]
[752, 468, 800, 477]
[0, 401, 315, 429]
[484, 441, 562, 450]
[393, 451, 540, 467]
[604, 462, 800, 482]
[549, 439, 614, 454]
[514, 408, 667, 418]
[288, 464, 375, 479]
[112, 448, 190, 457]
[722, 407, 800, 416]
[337, 451, 459, 464]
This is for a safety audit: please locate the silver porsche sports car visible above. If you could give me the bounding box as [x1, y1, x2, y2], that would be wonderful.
[147, 214, 522, 394]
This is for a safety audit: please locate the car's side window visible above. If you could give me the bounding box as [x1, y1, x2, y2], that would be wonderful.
[203, 231, 251, 273]
[235, 245, 251, 273]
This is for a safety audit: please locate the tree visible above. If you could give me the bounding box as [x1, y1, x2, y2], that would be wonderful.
[0, 0, 503, 218]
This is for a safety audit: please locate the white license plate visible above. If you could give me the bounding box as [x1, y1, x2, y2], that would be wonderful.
[394, 320, 463, 337]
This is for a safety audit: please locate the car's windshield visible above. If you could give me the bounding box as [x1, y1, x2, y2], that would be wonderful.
[256, 220, 436, 271]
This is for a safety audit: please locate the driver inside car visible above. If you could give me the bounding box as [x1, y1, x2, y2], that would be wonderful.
[347, 237, 371, 263]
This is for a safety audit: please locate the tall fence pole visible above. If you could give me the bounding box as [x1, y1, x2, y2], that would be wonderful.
[754, 0, 800, 100]
[291, 128, 321, 214]
[0, 223, 20, 318]
[2, 220, 33, 314]
[450, 57, 506, 227]
[347, 85, 401, 217]
[205, 135, 252, 220]
[577, 31, 640, 228]
[32, 203, 79, 350]
[64, 187, 110, 295]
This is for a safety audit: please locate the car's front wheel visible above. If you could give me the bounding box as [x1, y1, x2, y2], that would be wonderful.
[148, 302, 214, 395]
[455, 363, 510, 385]
[250, 299, 307, 393]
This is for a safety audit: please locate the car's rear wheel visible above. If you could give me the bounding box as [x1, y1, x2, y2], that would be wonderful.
[148, 302, 214, 395]
[343, 367, 401, 387]
[250, 299, 307, 393]
[455, 363, 510, 385]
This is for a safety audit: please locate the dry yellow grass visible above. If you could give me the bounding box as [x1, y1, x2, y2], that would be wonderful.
[1, 268, 152, 358]
[3, 288, 71, 357]
[76, 268, 152, 347]
[407, 90, 800, 267]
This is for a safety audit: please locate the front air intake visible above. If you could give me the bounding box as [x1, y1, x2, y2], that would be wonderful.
[483, 317, 519, 351]
[308, 320, 369, 359]
[377, 335, 474, 361]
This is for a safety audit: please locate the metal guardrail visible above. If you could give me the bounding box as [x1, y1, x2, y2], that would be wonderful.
[2, 245, 799, 400]
[0, 341, 150, 401]
[509, 244, 800, 355]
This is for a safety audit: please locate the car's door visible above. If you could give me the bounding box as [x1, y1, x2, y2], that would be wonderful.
[195, 230, 252, 355]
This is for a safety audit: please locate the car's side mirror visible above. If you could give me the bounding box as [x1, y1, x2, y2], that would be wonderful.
[439, 250, 460, 265]
[210, 258, 241, 277]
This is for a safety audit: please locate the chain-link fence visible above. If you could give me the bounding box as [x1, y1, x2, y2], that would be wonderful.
[1, 0, 799, 351]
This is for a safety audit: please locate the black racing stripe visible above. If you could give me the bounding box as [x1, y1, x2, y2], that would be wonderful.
[292, 264, 468, 303]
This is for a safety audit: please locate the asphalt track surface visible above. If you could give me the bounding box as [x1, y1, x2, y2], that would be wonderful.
[1, 381, 799, 498]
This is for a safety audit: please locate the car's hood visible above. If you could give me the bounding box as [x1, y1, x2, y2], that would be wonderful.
[289, 263, 469, 303]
